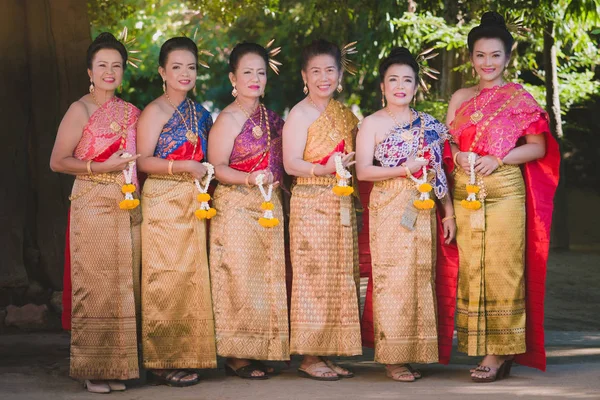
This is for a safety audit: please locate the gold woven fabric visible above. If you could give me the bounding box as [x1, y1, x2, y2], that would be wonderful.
[289, 180, 361, 356]
[369, 178, 438, 364]
[69, 174, 140, 380]
[141, 175, 217, 369]
[454, 165, 526, 356]
[209, 184, 289, 360]
[303, 99, 358, 162]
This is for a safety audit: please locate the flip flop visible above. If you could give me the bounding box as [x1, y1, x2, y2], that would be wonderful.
[298, 361, 340, 381]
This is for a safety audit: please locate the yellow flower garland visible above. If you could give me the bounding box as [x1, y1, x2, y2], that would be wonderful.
[256, 174, 279, 228]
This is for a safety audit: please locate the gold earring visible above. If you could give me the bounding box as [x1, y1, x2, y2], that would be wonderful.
[89, 79, 95, 94]
[118, 84, 123, 93]
[192, 85, 197, 96]
[337, 82, 343, 93]
[261, 92, 265, 99]
[381, 92, 386, 108]
[303, 82, 308, 95]
[471, 66, 475, 78]
[231, 84, 238, 98]
[162, 80, 166, 93]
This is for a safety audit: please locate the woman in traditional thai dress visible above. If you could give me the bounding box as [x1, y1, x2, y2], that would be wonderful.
[137, 37, 217, 387]
[283, 39, 361, 381]
[50, 32, 141, 394]
[445, 12, 560, 382]
[207, 42, 289, 379]
[356, 47, 456, 382]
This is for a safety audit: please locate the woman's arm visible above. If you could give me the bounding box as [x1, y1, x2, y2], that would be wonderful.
[439, 194, 456, 244]
[475, 134, 546, 176]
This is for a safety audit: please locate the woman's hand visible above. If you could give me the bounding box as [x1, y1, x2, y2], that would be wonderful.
[474, 155, 501, 176]
[404, 156, 429, 174]
[186, 160, 208, 181]
[249, 169, 274, 185]
[95, 150, 141, 173]
[320, 152, 356, 176]
[443, 218, 457, 244]
[455, 151, 471, 174]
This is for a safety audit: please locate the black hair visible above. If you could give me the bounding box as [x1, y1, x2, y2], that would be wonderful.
[301, 39, 341, 71]
[467, 11, 514, 54]
[229, 42, 269, 73]
[378, 47, 419, 83]
[158, 37, 198, 68]
[86, 32, 128, 69]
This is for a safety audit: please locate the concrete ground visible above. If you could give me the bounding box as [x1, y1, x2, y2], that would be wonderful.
[1, 331, 599, 400]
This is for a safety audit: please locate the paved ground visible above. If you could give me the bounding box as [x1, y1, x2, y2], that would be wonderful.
[1, 331, 599, 400]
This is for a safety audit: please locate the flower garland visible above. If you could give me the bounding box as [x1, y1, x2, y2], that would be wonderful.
[410, 160, 435, 210]
[194, 162, 217, 219]
[256, 173, 280, 228]
[332, 154, 354, 196]
[119, 153, 140, 210]
[461, 152, 482, 210]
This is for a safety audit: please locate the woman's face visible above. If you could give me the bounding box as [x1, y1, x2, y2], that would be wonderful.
[159, 49, 197, 94]
[87, 49, 124, 92]
[471, 37, 510, 84]
[380, 64, 417, 108]
[301, 54, 341, 100]
[230, 52, 267, 99]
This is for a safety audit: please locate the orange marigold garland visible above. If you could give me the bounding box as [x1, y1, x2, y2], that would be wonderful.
[332, 154, 354, 196]
[461, 152, 482, 210]
[410, 161, 435, 210]
[119, 152, 140, 210]
[256, 173, 279, 228]
[194, 162, 217, 219]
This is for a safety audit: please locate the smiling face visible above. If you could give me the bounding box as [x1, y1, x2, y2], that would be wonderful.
[380, 64, 417, 107]
[471, 37, 510, 85]
[230, 52, 267, 99]
[87, 49, 124, 92]
[159, 49, 197, 93]
[301, 54, 341, 100]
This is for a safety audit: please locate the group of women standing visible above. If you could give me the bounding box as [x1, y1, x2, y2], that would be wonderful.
[50, 11, 559, 394]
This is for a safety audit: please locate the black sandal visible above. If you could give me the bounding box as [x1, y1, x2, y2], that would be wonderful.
[150, 369, 199, 387]
[225, 363, 269, 380]
[251, 360, 279, 376]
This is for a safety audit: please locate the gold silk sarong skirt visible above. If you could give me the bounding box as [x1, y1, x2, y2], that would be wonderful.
[454, 165, 526, 356]
[369, 178, 438, 364]
[209, 184, 290, 361]
[289, 177, 362, 356]
[141, 174, 217, 369]
[69, 173, 140, 380]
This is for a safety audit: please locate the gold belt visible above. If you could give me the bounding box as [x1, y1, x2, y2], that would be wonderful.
[373, 177, 413, 190]
[147, 173, 194, 183]
[77, 171, 121, 184]
[295, 176, 337, 186]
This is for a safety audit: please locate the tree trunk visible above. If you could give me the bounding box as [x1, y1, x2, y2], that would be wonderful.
[543, 19, 569, 249]
[439, 0, 465, 99]
[0, 0, 90, 289]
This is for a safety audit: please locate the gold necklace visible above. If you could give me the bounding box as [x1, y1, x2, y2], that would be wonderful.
[235, 99, 264, 139]
[385, 107, 415, 142]
[91, 91, 122, 133]
[307, 96, 340, 142]
[164, 93, 198, 147]
[470, 84, 502, 124]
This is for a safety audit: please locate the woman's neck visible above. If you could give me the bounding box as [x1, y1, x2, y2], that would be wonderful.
[478, 77, 505, 90]
[91, 88, 115, 105]
[235, 95, 260, 113]
[164, 88, 187, 106]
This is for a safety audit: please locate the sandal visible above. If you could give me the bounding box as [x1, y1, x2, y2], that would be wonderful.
[83, 380, 110, 393]
[251, 360, 279, 376]
[107, 381, 126, 391]
[471, 360, 510, 383]
[405, 364, 422, 379]
[386, 364, 416, 382]
[225, 363, 269, 380]
[298, 361, 340, 381]
[321, 357, 354, 378]
[150, 369, 199, 387]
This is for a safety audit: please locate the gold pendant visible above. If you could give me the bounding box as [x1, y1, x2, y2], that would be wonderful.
[401, 129, 414, 142]
[110, 121, 120, 132]
[252, 125, 264, 139]
[186, 130, 198, 145]
[470, 110, 483, 124]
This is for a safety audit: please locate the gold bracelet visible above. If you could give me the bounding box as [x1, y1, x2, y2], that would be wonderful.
[453, 151, 461, 166]
[245, 173, 252, 187]
[310, 164, 317, 177]
[86, 160, 94, 175]
[168, 159, 174, 175]
[442, 215, 456, 223]
[495, 156, 504, 167]
[402, 164, 412, 178]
